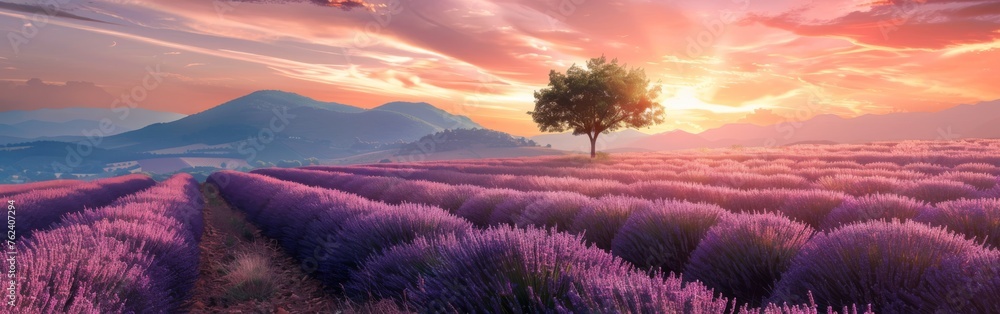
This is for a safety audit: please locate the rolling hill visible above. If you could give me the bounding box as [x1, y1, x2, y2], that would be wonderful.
[374, 101, 481, 130]
[97, 90, 483, 160]
[536, 100, 1000, 152]
[0, 108, 186, 140]
[531, 129, 651, 152]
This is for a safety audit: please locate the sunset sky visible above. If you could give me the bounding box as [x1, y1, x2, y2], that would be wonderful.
[0, 0, 998, 136]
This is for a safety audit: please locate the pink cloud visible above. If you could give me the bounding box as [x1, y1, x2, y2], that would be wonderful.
[230, 0, 382, 11]
[748, 0, 1000, 49]
[4, 0, 999, 135]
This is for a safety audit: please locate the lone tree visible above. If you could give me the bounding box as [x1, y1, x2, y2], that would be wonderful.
[529, 56, 665, 158]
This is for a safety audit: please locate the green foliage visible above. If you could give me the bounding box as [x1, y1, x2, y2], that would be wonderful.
[529, 56, 665, 157]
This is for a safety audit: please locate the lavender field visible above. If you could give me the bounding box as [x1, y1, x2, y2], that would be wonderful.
[5, 139, 1000, 313]
[229, 139, 998, 313]
[6, 0, 1000, 311]
[11, 174, 202, 312]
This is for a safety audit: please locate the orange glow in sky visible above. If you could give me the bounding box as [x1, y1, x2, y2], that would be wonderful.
[0, 0, 998, 136]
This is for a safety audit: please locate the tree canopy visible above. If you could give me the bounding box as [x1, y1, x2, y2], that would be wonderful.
[529, 56, 665, 157]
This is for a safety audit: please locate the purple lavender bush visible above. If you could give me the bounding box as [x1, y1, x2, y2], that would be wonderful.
[17, 173, 202, 313]
[345, 234, 461, 302]
[253, 167, 354, 189]
[684, 213, 814, 306]
[77, 217, 198, 306]
[778, 190, 849, 228]
[953, 162, 1000, 175]
[770, 220, 989, 313]
[454, 189, 527, 226]
[571, 196, 654, 250]
[209, 171, 286, 219]
[611, 200, 729, 274]
[816, 175, 902, 196]
[215, 171, 384, 264]
[410, 226, 727, 313]
[903, 162, 949, 175]
[820, 193, 931, 230]
[515, 191, 592, 232]
[338, 175, 400, 200]
[257, 186, 348, 239]
[0, 179, 80, 197]
[321, 204, 472, 285]
[16, 174, 155, 239]
[293, 198, 377, 261]
[719, 189, 790, 213]
[628, 181, 729, 205]
[569, 270, 728, 313]
[918, 249, 1000, 313]
[935, 171, 998, 190]
[899, 178, 979, 204]
[18, 227, 163, 313]
[915, 198, 1000, 249]
[109, 173, 204, 240]
[487, 191, 550, 226]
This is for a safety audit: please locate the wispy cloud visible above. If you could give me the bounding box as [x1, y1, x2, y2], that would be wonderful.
[1, 0, 998, 135]
[746, 0, 1000, 49]
[0, 1, 112, 24]
[229, 0, 383, 11]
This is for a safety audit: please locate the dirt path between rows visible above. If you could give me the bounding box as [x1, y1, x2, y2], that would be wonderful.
[186, 183, 369, 313]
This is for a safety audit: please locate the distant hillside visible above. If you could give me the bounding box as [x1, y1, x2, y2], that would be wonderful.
[374, 102, 481, 130]
[399, 128, 536, 156]
[96, 90, 483, 161]
[0, 141, 153, 173]
[332, 147, 569, 165]
[0, 108, 185, 139]
[196, 89, 364, 114]
[619, 100, 1000, 151]
[0, 136, 26, 145]
[531, 129, 650, 152]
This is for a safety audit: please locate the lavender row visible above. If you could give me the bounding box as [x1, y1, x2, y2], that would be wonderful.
[397, 158, 1000, 175]
[292, 168, 997, 229]
[371, 156, 1000, 182]
[243, 169, 821, 306]
[207, 170, 472, 287]
[772, 220, 999, 313]
[209, 171, 804, 312]
[337, 163, 1000, 195]
[303, 166, 1000, 202]
[261, 168, 1000, 248]
[0, 179, 81, 198]
[13, 174, 157, 240]
[458, 157, 1000, 175]
[15, 174, 204, 313]
[381, 140, 1000, 171]
[258, 167, 998, 312]
[317, 165, 818, 190]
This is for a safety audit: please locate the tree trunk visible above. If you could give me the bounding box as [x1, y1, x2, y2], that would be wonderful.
[590, 133, 598, 158]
